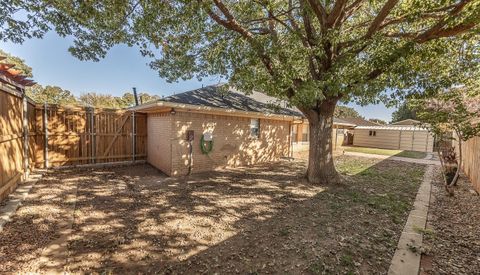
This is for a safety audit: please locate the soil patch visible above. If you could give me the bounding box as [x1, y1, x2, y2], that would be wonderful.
[0, 156, 425, 274]
[421, 172, 480, 274]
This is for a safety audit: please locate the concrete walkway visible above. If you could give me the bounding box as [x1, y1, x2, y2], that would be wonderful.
[0, 172, 43, 233]
[343, 151, 439, 274]
[388, 164, 436, 275]
[344, 151, 440, 165]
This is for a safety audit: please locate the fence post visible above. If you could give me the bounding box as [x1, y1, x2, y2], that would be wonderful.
[43, 102, 49, 168]
[90, 108, 95, 164]
[22, 91, 29, 179]
[398, 130, 402, 149]
[425, 131, 429, 152]
[411, 128, 416, 151]
[132, 111, 136, 163]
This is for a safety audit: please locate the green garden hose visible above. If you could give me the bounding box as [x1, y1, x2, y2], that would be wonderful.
[200, 135, 213, 154]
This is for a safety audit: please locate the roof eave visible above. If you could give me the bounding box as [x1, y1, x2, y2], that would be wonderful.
[335, 122, 357, 127]
[130, 100, 302, 121]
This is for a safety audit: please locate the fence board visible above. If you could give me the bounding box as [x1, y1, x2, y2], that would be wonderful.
[0, 87, 24, 200]
[458, 136, 480, 192]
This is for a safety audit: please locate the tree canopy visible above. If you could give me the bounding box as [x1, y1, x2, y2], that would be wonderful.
[118, 92, 161, 107]
[0, 49, 33, 77]
[27, 85, 77, 105]
[334, 105, 362, 118]
[368, 118, 387, 125]
[411, 86, 480, 142]
[2, 1, 478, 110]
[78, 91, 160, 108]
[78, 93, 121, 108]
[391, 102, 417, 123]
[410, 86, 480, 191]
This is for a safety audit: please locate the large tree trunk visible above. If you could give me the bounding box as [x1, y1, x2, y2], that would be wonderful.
[302, 99, 341, 184]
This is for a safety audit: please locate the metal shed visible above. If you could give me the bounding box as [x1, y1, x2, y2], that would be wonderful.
[353, 126, 434, 152]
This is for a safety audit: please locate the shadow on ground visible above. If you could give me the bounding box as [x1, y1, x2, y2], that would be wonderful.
[0, 155, 426, 274]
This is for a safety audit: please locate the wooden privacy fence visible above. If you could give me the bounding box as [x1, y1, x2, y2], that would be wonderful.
[34, 105, 147, 168]
[457, 136, 480, 193]
[0, 84, 31, 200]
[1, 86, 147, 200]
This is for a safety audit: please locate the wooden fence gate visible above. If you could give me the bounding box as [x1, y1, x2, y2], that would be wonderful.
[34, 105, 147, 168]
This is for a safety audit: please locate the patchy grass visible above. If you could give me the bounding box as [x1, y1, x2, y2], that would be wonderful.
[343, 146, 427, 159]
[413, 226, 435, 237]
[0, 156, 425, 274]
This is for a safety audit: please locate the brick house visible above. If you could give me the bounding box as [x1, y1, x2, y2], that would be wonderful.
[132, 85, 352, 176]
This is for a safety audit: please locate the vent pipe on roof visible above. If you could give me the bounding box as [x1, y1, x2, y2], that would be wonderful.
[132, 87, 139, 106]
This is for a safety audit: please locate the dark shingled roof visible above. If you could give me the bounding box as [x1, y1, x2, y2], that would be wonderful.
[161, 85, 302, 117]
[159, 85, 358, 127]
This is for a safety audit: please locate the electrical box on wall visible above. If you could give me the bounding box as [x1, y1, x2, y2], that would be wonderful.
[203, 132, 213, 141]
[186, 130, 194, 141]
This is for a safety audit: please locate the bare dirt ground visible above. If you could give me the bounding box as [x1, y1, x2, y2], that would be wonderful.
[0, 156, 425, 274]
[421, 172, 480, 275]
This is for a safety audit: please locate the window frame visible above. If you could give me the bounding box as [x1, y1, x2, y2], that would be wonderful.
[302, 124, 309, 142]
[292, 124, 298, 143]
[250, 118, 260, 138]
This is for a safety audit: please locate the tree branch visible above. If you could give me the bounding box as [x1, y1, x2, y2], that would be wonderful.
[326, 0, 347, 28]
[365, 0, 399, 38]
[416, 22, 478, 43]
[414, 0, 475, 43]
[200, 0, 275, 75]
[306, 0, 327, 31]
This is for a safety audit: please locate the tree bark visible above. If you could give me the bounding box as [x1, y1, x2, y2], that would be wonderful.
[302, 99, 341, 184]
[438, 145, 454, 196]
[450, 130, 463, 186]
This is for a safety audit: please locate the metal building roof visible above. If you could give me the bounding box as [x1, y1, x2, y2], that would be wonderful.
[355, 125, 430, 131]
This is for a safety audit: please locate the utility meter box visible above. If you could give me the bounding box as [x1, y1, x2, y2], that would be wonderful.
[203, 132, 213, 141]
[186, 130, 194, 141]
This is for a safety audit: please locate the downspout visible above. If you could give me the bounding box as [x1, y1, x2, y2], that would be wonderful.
[289, 122, 293, 158]
[187, 140, 193, 175]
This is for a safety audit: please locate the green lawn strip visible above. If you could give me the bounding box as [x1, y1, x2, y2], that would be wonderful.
[343, 146, 427, 159]
[306, 156, 426, 274]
